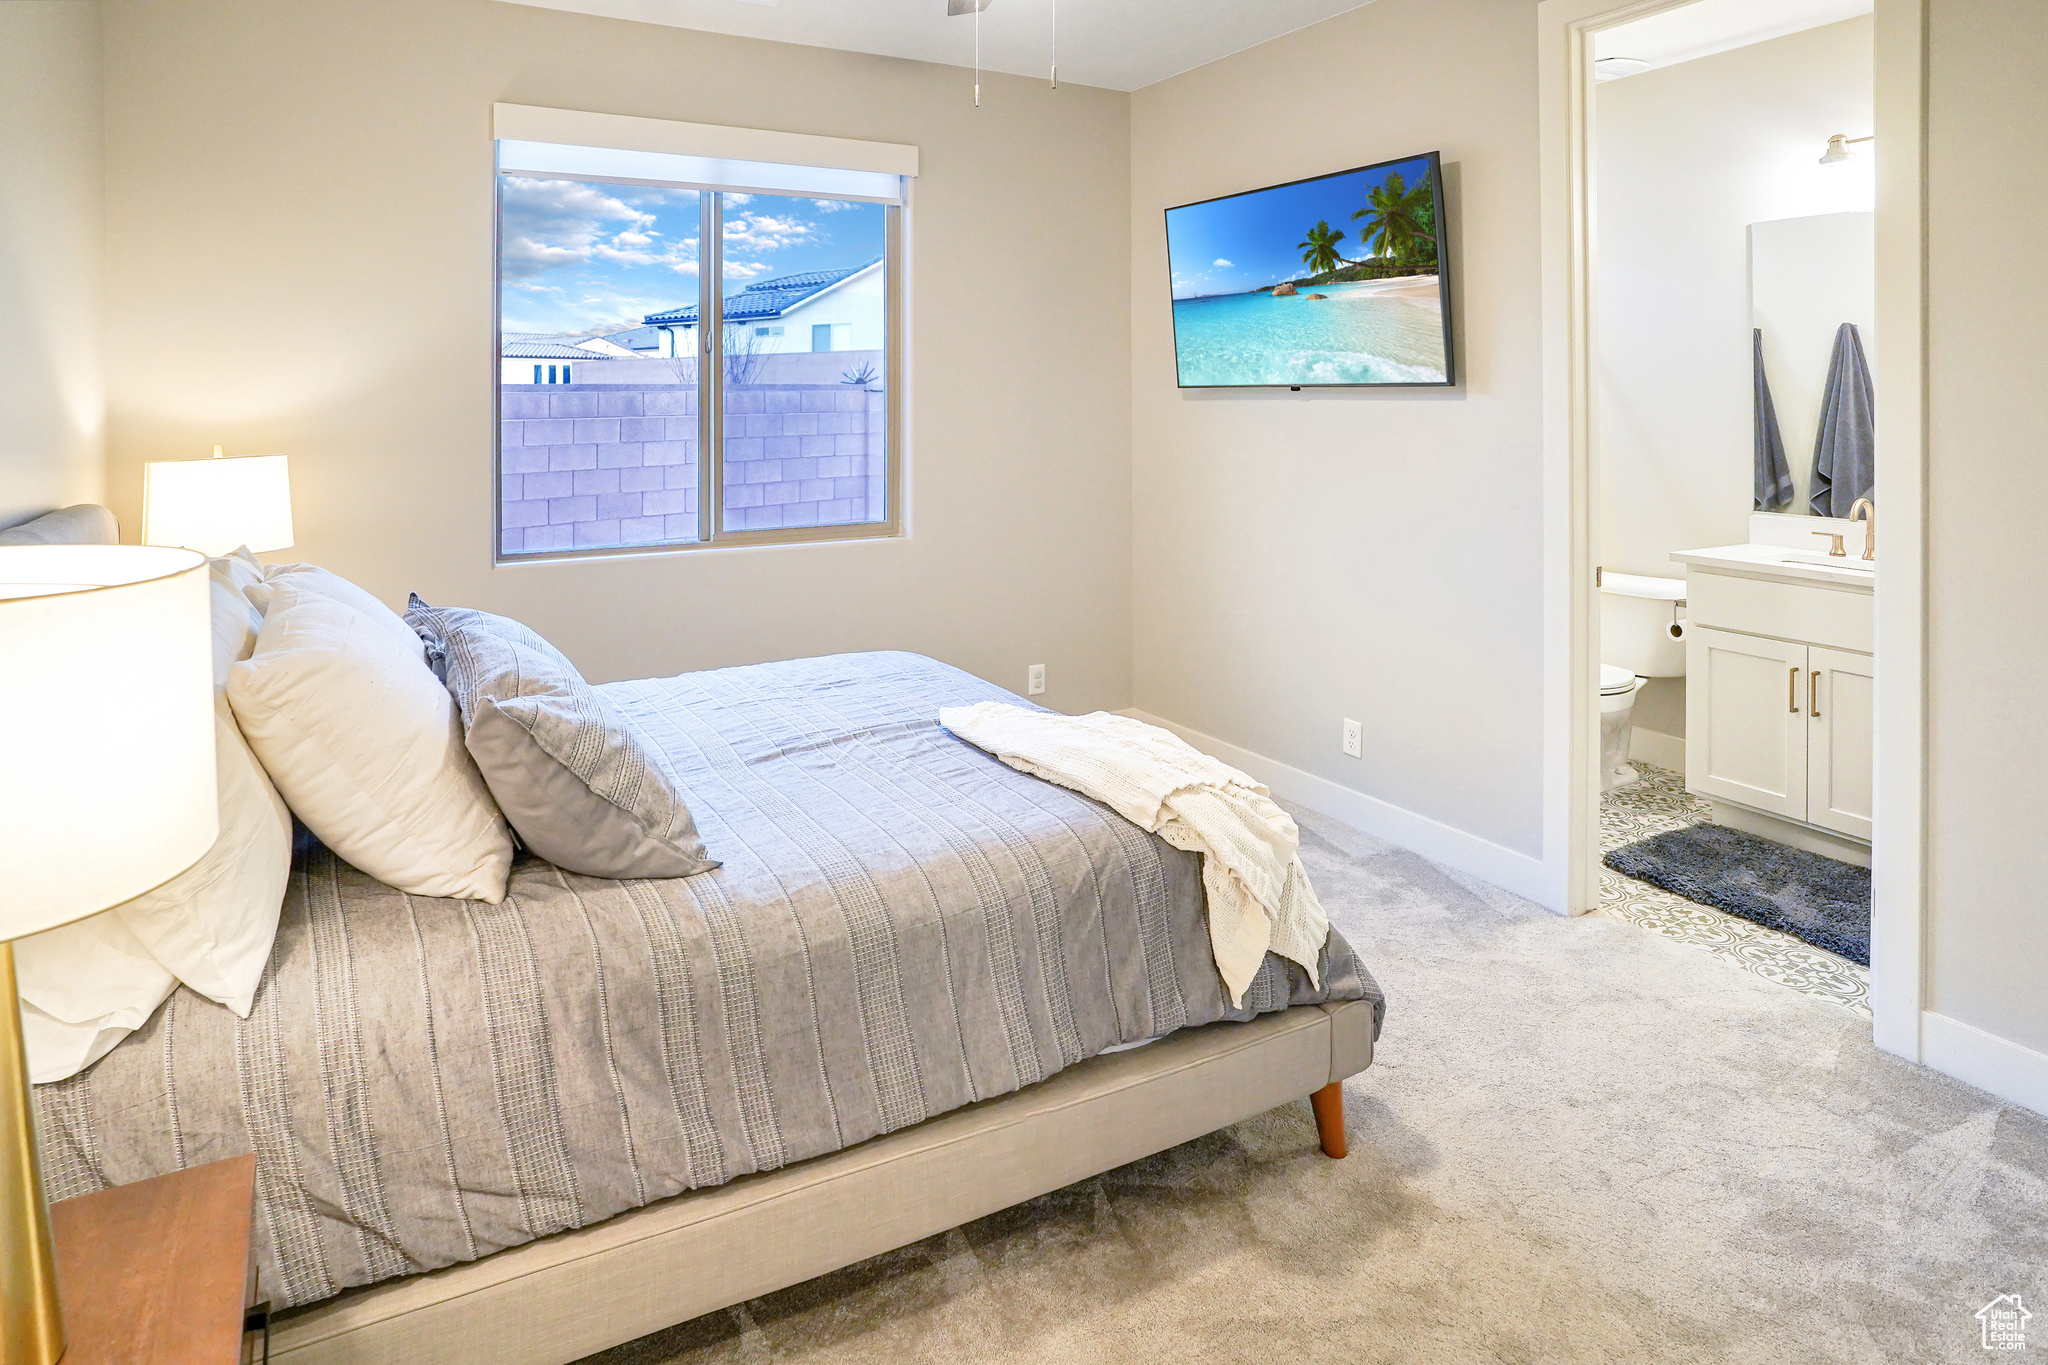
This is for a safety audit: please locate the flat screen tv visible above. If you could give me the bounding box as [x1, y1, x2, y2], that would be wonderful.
[1164, 151, 1453, 389]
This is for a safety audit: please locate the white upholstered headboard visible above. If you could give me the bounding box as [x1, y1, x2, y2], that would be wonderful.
[0, 504, 119, 546]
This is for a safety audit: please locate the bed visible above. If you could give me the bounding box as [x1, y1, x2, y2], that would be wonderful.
[33, 637, 1381, 1365]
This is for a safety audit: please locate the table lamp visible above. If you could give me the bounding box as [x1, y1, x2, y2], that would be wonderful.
[0, 544, 216, 1365]
[143, 447, 294, 556]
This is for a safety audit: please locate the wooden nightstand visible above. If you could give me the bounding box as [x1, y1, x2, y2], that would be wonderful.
[48, 1154, 262, 1364]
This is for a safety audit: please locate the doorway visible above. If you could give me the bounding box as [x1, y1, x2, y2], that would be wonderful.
[1538, 0, 1926, 1057]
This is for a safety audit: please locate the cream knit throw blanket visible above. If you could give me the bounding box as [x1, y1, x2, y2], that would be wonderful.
[940, 703, 1327, 1006]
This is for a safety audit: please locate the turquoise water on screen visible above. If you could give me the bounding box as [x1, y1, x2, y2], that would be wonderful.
[1170, 279, 1448, 387]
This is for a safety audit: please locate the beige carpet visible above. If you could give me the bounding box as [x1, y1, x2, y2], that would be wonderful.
[582, 805, 2048, 1364]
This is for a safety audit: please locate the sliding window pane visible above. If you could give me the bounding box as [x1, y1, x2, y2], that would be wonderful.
[720, 193, 887, 533]
[498, 176, 701, 555]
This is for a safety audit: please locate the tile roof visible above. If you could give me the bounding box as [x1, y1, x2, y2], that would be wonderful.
[602, 325, 663, 351]
[502, 340, 610, 360]
[642, 258, 880, 327]
[504, 331, 642, 357]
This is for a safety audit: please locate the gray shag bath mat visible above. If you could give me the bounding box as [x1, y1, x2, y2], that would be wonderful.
[1603, 823, 1871, 966]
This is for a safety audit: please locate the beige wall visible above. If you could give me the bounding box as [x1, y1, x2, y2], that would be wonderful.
[98, 0, 1133, 706]
[1922, 0, 2048, 1053]
[1130, 0, 1545, 855]
[1595, 17, 1874, 740]
[72, 0, 2048, 1073]
[0, 1, 105, 530]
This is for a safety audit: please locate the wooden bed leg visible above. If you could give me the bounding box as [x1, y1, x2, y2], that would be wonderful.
[1309, 1082, 1347, 1159]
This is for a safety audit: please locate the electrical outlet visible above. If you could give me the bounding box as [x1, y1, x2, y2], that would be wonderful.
[1027, 664, 1046, 696]
[1342, 718, 1363, 758]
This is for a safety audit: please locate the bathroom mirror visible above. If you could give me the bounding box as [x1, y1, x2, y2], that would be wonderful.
[1748, 211, 1875, 515]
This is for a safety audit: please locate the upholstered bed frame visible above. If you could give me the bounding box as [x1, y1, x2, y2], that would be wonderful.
[271, 998, 1374, 1365]
[4, 505, 1377, 1365]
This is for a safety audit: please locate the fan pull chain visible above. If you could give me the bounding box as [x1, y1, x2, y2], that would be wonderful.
[1050, 0, 1057, 87]
[974, 1, 981, 106]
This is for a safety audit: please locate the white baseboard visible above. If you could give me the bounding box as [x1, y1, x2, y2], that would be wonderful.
[1118, 709, 1555, 907]
[1628, 727, 1684, 774]
[1920, 1012, 2048, 1119]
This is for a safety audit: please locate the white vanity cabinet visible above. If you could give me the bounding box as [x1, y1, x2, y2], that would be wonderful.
[1679, 560, 1874, 847]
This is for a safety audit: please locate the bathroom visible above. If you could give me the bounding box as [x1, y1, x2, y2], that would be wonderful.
[1589, 0, 1876, 1006]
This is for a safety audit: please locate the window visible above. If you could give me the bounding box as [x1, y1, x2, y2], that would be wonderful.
[493, 114, 907, 559]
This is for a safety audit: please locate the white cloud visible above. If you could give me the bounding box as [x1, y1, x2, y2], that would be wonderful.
[1214, 258, 1232, 267]
[591, 235, 700, 274]
[723, 213, 816, 254]
[724, 259, 773, 280]
[810, 198, 856, 212]
[503, 276, 690, 333]
[498, 177, 681, 281]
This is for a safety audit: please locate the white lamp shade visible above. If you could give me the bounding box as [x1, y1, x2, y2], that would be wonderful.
[0, 546, 217, 940]
[144, 453, 295, 556]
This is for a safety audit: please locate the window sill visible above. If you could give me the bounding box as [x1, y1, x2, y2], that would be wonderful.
[494, 521, 903, 567]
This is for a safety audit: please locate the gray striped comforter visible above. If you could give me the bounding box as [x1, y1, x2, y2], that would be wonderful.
[34, 652, 1379, 1309]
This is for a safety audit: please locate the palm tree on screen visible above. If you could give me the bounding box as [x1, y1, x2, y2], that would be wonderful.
[1297, 221, 1348, 277]
[1352, 169, 1436, 269]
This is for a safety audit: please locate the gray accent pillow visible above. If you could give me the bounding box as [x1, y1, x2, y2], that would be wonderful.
[404, 596, 718, 879]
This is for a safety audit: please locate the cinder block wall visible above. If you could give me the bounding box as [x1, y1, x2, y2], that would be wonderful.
[498, 382, 884, 553]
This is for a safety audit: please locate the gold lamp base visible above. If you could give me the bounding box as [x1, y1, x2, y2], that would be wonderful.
[0, 941, 64, 1364]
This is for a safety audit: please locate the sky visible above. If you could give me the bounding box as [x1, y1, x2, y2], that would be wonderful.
[499, 177, 885, 335]
[1164, 154, 1436, 300]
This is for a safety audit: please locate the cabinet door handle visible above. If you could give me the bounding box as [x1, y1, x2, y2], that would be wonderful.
[1790, 666, 1800, 713]
[1810, 669, 1821, 718]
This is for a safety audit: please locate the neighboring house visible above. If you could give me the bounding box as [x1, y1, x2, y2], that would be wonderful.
[600, 325, 664, 354]
[500, 332, 638, 384]
[641, 259, 883, 359]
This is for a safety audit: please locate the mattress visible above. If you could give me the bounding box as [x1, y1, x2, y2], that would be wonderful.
[34, 651, 1381, 1309]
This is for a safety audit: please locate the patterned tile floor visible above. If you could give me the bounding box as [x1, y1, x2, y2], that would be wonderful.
[1595, 763, 1870, 1015]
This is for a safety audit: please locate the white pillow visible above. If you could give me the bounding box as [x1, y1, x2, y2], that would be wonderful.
[228, 584, 513, 902]
[214, 544, 266, 596]
[14, 556, 293, 1082]
[12, 913, 178, 1084]
[246, 561, 425, 662]
[115, 560, 291, 1014]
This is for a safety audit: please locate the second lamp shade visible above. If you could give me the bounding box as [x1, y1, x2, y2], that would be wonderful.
[143, 454, 294, 557]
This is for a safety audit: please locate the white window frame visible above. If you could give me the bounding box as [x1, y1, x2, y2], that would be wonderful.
[492, 105, 914, 561]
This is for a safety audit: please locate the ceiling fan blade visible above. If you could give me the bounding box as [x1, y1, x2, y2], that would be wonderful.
[946, 0, 991, 14]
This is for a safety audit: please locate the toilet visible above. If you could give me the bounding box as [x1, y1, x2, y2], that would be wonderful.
[1598, 572, 1688, 791]
[1600, 665, 1648, 790]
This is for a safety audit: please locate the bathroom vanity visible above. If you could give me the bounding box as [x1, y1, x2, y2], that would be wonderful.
[1673, 533, 1873, 867]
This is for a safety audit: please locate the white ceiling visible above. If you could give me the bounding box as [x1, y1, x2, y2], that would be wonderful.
[1594, 0, 1871, 75]
[497, 0, 1378, 92]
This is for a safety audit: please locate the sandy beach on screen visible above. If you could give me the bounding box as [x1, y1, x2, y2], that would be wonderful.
[1346, 273, 1440, 301]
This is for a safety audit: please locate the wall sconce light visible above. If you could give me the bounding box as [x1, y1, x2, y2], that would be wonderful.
[1820, 133, 1874, 165]
[143, 446, 295, 557]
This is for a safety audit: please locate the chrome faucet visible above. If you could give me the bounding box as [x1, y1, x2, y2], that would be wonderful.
[1849, 498, 1876, 561]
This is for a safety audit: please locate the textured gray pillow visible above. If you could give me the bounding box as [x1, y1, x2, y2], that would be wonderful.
[403, 596, 718, 879]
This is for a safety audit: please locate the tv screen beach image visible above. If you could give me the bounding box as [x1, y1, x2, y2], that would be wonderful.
[1165, 153, 1451, 387]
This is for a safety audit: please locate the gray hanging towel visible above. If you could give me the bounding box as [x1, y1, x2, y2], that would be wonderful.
[1810, 322, 1875, 517]
[1753, 328, 1795, 512]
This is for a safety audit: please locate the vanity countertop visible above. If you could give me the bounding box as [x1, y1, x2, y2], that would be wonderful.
[1672, 543, 1876, 591]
